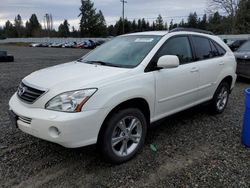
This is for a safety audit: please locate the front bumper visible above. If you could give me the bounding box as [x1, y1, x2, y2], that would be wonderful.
[9, 93, 110, 148]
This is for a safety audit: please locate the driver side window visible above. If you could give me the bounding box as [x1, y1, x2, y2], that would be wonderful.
[156, 36, 193, 65]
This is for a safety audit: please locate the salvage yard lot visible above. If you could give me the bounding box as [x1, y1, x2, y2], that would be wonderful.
[0, 46, 250, 187]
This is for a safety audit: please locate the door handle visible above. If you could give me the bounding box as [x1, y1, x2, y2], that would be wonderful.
[219, 62, 225, 66]
[190, 67, 199, 73]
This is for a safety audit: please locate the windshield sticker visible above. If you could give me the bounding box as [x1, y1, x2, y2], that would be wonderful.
[135, 38, 154, 43]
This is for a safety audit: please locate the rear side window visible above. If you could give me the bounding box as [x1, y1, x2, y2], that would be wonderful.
[192, 36, 212, 60]
[156, 36, 193, 64]
[213, 41, 226, 56]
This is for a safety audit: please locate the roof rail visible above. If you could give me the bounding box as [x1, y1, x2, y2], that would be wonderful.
[169, 27, 214, 35]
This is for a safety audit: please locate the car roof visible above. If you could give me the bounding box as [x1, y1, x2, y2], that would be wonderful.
[125, 31, 169, 36]
[124, 30, 214, 37]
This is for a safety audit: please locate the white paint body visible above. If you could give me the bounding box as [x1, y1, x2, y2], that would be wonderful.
[9, 31, 237, 148]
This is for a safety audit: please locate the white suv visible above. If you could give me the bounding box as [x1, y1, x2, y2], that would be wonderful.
[9, 29, 237, 163]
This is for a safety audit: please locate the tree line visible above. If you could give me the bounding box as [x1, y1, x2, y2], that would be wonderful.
[0, 0, 249, 38]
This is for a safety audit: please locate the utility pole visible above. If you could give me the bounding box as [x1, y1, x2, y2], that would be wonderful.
[120, 0, 127, 34]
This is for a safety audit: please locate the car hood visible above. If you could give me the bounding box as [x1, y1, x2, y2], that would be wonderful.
[23, 61, 130, 90]
[234, 51, 250, 59]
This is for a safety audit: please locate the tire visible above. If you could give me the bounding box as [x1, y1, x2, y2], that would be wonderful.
[210, 82, 230, 114]
[98, 108, 147, 164]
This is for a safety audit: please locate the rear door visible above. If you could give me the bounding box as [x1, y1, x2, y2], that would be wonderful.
[191, 35, 226, 101]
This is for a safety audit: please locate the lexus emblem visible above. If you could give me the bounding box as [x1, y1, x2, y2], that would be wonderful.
[18, 86, 27, 96]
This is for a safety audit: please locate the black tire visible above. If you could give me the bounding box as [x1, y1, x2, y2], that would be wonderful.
[98, 108, 147, 164]
[210, 82, 230, 114]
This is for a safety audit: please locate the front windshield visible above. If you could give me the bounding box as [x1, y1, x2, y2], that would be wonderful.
[80, 35, 162, 68]
[237, 41, 250, 52]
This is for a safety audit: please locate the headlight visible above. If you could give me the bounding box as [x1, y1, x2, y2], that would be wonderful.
[45, 89, 97, 112]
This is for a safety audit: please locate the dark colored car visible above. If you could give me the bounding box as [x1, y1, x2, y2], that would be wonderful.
[229, 39, 247, 51]
[234, 40, 250, 79]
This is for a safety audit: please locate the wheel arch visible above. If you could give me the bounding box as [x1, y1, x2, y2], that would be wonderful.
[220, 75, 233, 92]
[97, 98, 150, 143]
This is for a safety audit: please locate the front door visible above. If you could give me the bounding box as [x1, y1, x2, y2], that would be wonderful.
[153, 36, 199, 119]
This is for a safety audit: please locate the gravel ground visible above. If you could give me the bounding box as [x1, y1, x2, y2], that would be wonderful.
[0, 46, 250, 188]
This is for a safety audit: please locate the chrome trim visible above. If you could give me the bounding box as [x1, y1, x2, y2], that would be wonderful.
[17, 81, 49, 104]
[18, 116, 32, 124]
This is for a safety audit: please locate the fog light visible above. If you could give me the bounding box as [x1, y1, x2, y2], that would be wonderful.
[49, 126, 61, 138]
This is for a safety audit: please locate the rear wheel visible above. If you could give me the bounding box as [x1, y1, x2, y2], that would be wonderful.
[210, 82, 230, 114]
[98, 108, 147, 164]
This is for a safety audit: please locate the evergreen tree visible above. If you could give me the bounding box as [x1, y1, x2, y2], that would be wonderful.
[71, 26, 79, 37]
[169, 19, 174, 30]
[199, 14, 207, 30]
[107, 25, 115, 36]
[236, 0, 250, 33]
[141, 18, 147, 31]
[131, 20, 137, 32]
[179, 19, 186, 27]
[79, 0, 107, 37]
[4, 20, 16, 38]
[26, 14, 42, 37]
[58, 20, 70, 37]
[114, 18, 124, 35]
[137, 19, 142, 31]
[187, 12, 198, 28]
[156, 14, 164, 30]
[94, 10, 107, 36]
[14, 14, 24, 37]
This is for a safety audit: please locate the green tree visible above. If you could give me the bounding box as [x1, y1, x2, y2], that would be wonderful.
[137, 19, 142, 31]
[94, 10, 107, 36]
[187, 12, 198, 28]
[26, 14, 42, 37]
[141, 18, 147, 31]
[79, 0, 107, 37]
[236, 0, 250, 33]
[14, 14, 24, 37]
[207, 12, 224, 34]
[114, 18, 123, 35]
[156, 14, 164, 30]
[4, 20, 16, 37]
[107, 25, 115, 36]
[131, 20, 137, 32]
[169, 19, 174, 30]
[58, 20, 70, 37]
[71, 26, 79, 37]
[199, 14, 207, 30]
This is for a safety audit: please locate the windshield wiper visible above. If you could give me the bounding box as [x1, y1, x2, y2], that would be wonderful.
[84, 60, 122, 68]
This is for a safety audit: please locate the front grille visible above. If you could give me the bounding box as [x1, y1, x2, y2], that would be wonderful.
[18, 116, 32, 124]
[17, 82, 45, 103]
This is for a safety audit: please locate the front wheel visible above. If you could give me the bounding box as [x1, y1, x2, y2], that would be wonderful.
[210, 82, 230, 114]
[98, 108, 147, 164]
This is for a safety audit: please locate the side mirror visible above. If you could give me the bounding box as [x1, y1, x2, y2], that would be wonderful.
[157, 55, 180, 69]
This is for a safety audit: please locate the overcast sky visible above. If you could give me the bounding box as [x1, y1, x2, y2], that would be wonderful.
[0, 0, 207, 30]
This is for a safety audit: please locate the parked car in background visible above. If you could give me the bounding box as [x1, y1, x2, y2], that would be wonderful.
[29, 43, 41, 47]
[50, 42, 65, 48]
[82, 40, 96, 49]
[229, 39, 247, 51]
[9, 29, 237, 163]
[234, 40, 250, 79]
[62, 42, 77, 48]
